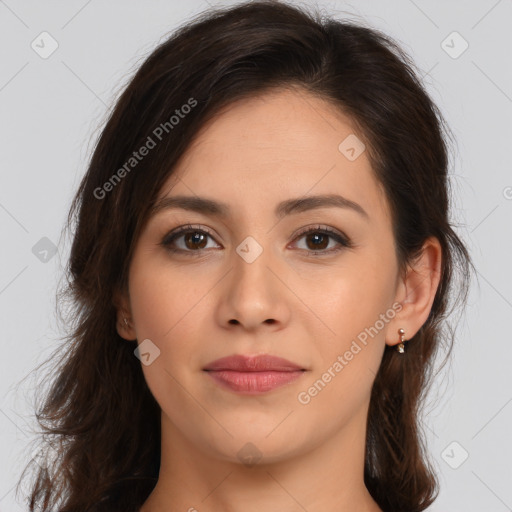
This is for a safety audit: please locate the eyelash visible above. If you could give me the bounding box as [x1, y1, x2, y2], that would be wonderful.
[160, 223, 352, 257]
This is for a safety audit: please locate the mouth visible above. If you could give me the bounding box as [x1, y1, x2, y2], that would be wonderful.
[203, 354, 307, 394]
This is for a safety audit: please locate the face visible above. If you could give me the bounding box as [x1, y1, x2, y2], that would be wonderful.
[121, 87, 401, 464]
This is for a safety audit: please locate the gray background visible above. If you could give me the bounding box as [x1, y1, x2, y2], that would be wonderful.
[1, 0, 511, 510]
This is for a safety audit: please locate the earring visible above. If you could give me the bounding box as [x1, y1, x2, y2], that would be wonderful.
[121, 316, 137, 342]
[397, 328, 406, 353]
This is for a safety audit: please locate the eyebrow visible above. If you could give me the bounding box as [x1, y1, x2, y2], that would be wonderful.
[151, 193, 369, 220]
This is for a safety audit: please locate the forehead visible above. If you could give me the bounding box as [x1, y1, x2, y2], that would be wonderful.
[181, 88, 358, 165]
[157, 88, 389, 222]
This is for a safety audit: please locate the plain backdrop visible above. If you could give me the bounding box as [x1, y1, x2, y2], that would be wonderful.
[0, 1, 511, 511]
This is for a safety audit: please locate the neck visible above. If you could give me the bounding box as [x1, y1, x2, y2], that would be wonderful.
[141, 406, 382, 512]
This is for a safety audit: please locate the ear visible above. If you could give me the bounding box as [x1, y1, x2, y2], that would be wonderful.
[387, 236, 442, 347]
[113, 287, 137, 341]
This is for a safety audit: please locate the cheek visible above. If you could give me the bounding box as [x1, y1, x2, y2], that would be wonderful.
[309, 257, 395, 337]
[129, 253, 206, 340]
[304, 253, 396, 385]
[128, 259, 210, 421]
[127, 256, 203, 396]
[295, 273, 390, 425]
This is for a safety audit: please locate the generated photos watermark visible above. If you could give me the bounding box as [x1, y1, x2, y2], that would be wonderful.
[297, 301, 403, 405]
[93, 97, 198, 200]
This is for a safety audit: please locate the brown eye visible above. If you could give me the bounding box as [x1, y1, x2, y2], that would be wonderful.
[161, 224, 352, 257]
[182, 231, 208, 250]
[292, 225, 351, 256]
[304, 232, 329, 251]
[161, 225, 219, 254]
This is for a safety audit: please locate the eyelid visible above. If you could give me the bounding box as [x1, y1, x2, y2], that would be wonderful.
[161, 223, 220, 247]
[161, 223, 352, 255]
[289, 224, 353, 253]
[291, 224, 348, 243]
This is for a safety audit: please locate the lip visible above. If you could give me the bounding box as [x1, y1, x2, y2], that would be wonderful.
[203, 354, 304, 372]
[203, 354, 307, 394]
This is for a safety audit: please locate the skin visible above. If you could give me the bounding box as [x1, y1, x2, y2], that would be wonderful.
[115, 87, 442, 512]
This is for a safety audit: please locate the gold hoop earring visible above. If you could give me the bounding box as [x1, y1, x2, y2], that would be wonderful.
[397, 328, 406, 353]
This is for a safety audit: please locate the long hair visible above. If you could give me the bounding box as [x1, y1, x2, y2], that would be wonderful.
[17, 1, 473, 511]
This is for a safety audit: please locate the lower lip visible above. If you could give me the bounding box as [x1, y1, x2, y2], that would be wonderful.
[205, 370, 305, 394]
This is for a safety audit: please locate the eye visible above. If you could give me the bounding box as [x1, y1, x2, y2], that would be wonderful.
[161, 224, 220, 255]
[290, 225, 352, 255]
[160, 224, 352, 257]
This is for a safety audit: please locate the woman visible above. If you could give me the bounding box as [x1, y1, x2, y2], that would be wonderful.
[20, 1, 473, 511]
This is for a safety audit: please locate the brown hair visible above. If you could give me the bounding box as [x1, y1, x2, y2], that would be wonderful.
[18, 1, 473, 511]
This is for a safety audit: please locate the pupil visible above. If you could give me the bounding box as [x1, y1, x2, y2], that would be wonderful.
[308, 233, 327, 250]
[187, 232, 207, 249]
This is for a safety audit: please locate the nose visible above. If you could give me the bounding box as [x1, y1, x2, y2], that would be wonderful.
[216, 244, 291, 332]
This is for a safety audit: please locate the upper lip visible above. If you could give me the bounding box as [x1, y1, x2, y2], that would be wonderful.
[203, 354, 305, 372]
